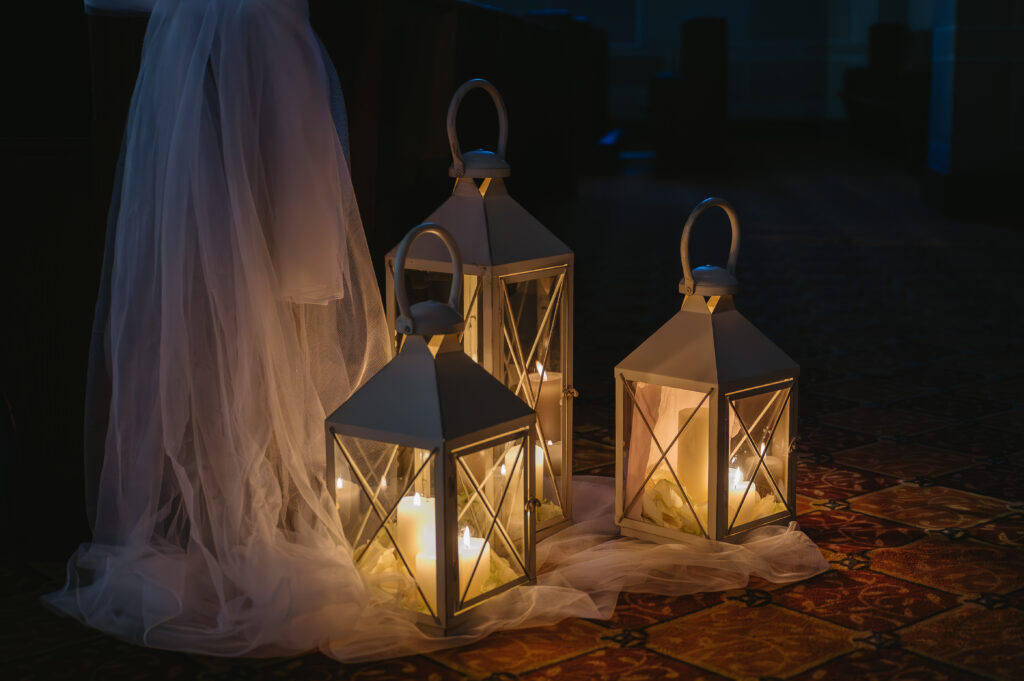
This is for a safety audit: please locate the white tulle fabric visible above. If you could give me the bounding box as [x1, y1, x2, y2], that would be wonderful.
[48, 0, 828, 662]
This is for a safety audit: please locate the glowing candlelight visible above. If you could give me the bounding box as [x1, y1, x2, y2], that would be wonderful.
[397, 491, 435, 564]
[458, 527, 490, 602]
[528, 361, 562, 444]
[727, 467, 761, 527]
[504, 443, 544, 498]
[334, 476, 359, 520]
[414, 526, 490, 612]
[546, 439, 562, 477]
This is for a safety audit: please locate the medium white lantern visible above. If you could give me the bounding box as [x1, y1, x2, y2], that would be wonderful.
[615, 198, 799, 543]
[385, 79, 575, 538]
[328, 224, 537, 633]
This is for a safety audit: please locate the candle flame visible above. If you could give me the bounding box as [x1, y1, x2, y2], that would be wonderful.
[547, 439, 553, 446]
[729, 467, 746, 491]
[380, 478, 387, 489]
[336, 477, 343, 489]
[535, 361, 545, 378]
[462, 526, 471, 549]
[500, 463, 507, 476]
[413, 491, 421, 506]
[760, 443, 766, 455]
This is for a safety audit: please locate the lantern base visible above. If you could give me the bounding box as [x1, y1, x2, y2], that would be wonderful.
[412, 574, 537, 636]
[618, 514, 795, 545]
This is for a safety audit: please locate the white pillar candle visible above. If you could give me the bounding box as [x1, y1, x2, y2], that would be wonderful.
[396, 492, 435, 565]
[414, 550, 437, 612]
[546, 440, 563, 478]
[740, 446, 786, 491]
[528, 362, 562, 443]
[458, 526, 490, 602]
[727, 467, 762, 527]
[497, 457, 525, 543]
[413, 527, 491, 612]
[533, 444, 545, 498]
[505, 444, 544, 499]
[334, 477, 360, 524]
[761, 455, 785, 487]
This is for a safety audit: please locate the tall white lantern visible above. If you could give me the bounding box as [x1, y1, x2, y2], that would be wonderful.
[329, 224, 537, 633]
[385, 79, 575, 538]
[615, 198, 799, 543]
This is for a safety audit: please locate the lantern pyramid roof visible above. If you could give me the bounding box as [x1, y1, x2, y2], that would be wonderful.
[617, 295, 799, 392]
[391, 178, 572, 268]
[326, 336, 535, 450]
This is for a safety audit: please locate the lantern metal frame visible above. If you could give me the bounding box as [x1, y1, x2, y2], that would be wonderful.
[614, 198, 799, 544]
[385, 79, 575, 539]
[328, 224, 537, 634]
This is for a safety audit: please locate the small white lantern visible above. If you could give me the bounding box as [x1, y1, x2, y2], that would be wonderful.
[328, 224, 537, 633]
[385, 79, 575, 538]
[615, 198, 799, 543]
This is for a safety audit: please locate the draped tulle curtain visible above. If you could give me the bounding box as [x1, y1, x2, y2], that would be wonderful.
[50, 0, 391, 655]
[48, 0, 828, 661]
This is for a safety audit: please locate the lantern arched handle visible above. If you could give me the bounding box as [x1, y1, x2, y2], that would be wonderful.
[447, 78, 509, 177]
[680, 197, 741, 295]
[394, 223, 463, 334]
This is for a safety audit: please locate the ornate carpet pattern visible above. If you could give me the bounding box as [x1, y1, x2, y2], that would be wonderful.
[4, 144, 1022, 679]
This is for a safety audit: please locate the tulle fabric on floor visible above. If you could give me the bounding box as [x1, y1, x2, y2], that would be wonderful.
[322, 476, 828, 661]
[48, 0, 828, 662]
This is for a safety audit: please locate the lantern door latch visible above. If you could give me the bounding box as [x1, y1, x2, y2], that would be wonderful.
[563, 386, 579, 399]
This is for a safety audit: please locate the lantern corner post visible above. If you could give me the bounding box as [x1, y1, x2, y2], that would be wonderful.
[487, 267, 503, 377]
[562, 258, 575, 526]
[613, 370, 627, 531]
[436, 440, 456, 631]
[710, 388, 728, 542]
[787, 379, 800, 516]
[525, 427, 538, 584]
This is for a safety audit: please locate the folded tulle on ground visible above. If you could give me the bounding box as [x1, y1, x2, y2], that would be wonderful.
[318, 475, 828, 662]
[47, 475, 827, 661]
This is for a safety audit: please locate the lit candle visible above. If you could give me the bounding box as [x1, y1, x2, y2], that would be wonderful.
[414, 550, 437, 611]
[762, 454, 785, 486]
[506, 443, 544, 498]
[414, 527, 491, 612]
[334, 477, 360, 522]
[458, 526, 490, 602]
[741, 443, 785, 488]
[677, 401, 711, 505]
[528, 362, 562, 443]
[497, 456, 525, 542]
[546, 439, 563, 478]
[397, 492, 435, 565]
[727, 467, 761, 527]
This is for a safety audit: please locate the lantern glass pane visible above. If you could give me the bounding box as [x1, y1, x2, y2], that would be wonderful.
[500, 269, 567, 526]
[453, 434, 530, 611]
[400, 269, 482, 361]
[621, 379, 712, 537]
[725, 385, 793, 531]
[330, 432, 436, 614]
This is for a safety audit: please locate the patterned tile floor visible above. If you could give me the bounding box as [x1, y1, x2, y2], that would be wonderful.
[5, 141, 1023, 679]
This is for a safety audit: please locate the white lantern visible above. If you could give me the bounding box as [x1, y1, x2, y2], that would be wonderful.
[615, 198, 799, 543]
[385, 79, 575, 538]
[328, 224, 537, 633]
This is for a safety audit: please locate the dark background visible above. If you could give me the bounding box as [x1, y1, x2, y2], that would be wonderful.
[1, 0, 1021, 563]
